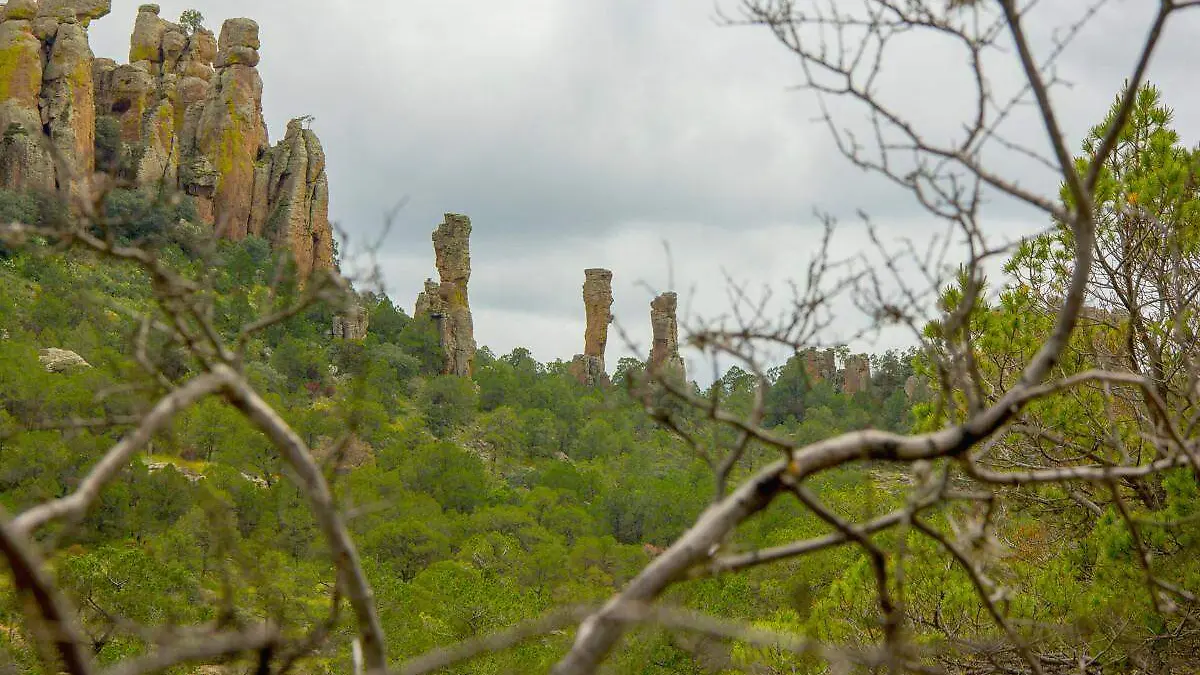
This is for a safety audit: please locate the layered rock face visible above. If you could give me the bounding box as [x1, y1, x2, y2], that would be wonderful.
[414, 214, 476, 376]
[842, 353, 871, 394]
[0, 4, 334, 278]
[802, 347, 836, 384]
[0, 0, 110, 194]
[569, 267, 613, 386]
[648, 291, 684, 379]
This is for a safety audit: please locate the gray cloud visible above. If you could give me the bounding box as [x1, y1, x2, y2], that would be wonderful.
[88, 2, 1200, 374]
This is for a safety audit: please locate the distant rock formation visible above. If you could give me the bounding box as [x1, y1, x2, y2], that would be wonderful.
[802, 347, 836, 384]
[1, 3, 334, 278]
[569, 268, 612, 386]
[414, 213, 475, 376]
[648, 291, 684, 379]
[332, 297, 369, 340]
[843, 353, 871, 394]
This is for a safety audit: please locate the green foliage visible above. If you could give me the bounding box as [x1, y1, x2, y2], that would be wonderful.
[179, 9, 205, 35]
[99, 188, 199, 245]
[95, 115, 122, 173]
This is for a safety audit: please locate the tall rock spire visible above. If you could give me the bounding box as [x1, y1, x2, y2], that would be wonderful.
[648, 291, 684, 380]
[415, 213, 476, 376]
[569, 268, 613, 386]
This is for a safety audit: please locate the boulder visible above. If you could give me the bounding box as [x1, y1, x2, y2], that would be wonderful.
[38, 0, 111, 23]
[217, 17, 259, 50]
[38, 348, 91, 372]
[2, 0, 38, 21]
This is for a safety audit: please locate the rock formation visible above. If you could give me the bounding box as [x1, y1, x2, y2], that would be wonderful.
[569, 268, 613, 386]
[843, 353, 871, 394]
[38, 346, 90, 372]
[648, 291, 684, 379]
[414, 214, 475, 376]
[0, 4, 334, 278]
[332, 297, 369, 340]
[802, 347, 836, 384]
[255, 118, 334, 277]
[0, 0, 111, 195]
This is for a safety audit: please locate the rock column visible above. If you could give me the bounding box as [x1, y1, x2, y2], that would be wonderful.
[842, 354, 871, 394]
[256, 118, 334, 279]
[189, 17, 267, 239]
[0, 0, 55, 190]
[648, 291, 684, 379]
[569, 267, 613, 386]
[415, 214, 476, 376]
[802, 347, 836, 384]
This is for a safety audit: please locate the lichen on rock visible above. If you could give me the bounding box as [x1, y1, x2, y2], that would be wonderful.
[255, 118, 334, 280]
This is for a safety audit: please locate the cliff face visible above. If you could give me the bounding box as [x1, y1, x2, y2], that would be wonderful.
[415, 213, 476, 376]
[0, 0, 109, 194]
[648, 291, 684, 379]
[569, 267, 613, 386]
[0, 3, 334, 279]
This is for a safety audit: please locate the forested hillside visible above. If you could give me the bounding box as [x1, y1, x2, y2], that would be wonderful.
[0, 212, 920, 673]
[3, 1, 1200, 674]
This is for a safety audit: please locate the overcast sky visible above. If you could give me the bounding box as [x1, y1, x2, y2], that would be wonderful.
[89, 1, 1200, 378]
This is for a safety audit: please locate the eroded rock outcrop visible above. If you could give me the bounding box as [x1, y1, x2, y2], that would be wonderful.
[187, 17, 266, 238]
[802, 347, 836, 384]
[0, 0, 110, 194]
[0, 4, 335, 278]
[414, 214, 475, 376]
[256, 118, 334, 278]
[569, 267, 613, 386]
[38, 347, 90, 372]
[648, 291, 684, 379]
[332, 297, 369, 340]
[843, 353, 871, 394]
